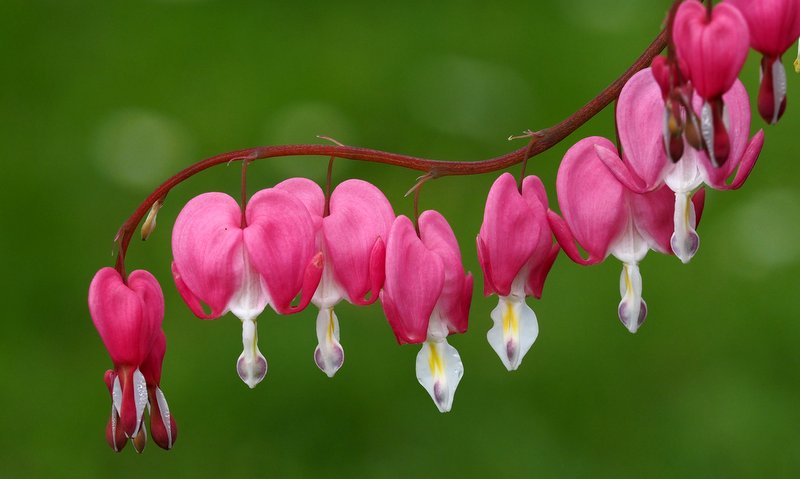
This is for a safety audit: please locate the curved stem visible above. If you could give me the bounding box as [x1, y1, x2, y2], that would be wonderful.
[113, 29, 667, 277]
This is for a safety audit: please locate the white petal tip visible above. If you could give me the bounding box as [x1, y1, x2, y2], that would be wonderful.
[618, 298, 647, 334]
[314, 344, 344, 378]
[237, 351, 268, 388]
[416, 340, 463, 414]
[487, 297, 539, 372]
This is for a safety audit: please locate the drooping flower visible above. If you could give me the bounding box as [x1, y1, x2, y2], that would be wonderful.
[673, 0, 750, 165]
[595, 68, 763, 263]
[476, 173, 559, 371]
[547, 137, 701, 333]
[275, 178, 394, 377]
[381, 212, 472, 412]
[171, 188, 322, 388]
[89, 267, 163, 442]
[727, 0, 800, 123]
[140, 330, 178, 450]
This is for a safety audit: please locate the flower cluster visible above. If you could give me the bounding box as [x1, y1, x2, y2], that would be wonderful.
[87, 0, 800, 453]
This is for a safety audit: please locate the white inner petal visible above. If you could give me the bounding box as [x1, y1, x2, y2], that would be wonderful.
[618, 262, 647, 333]
[132, 368, 148, 437]
[700, 101, 716, 167]
[314, 307, 344, 378]
[229, 249, 269, 322]
[415, 338, 464, 413]
[487, 296, 539, 371]
[155, 387, 173, 449]
[773, 60, 787, 125]
[312, 256, 343, 309]
[237, 318, 268, 388]
[670, 191, 700, 264]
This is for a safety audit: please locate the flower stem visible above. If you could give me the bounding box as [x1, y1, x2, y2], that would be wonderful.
[111, 29, 667, 278]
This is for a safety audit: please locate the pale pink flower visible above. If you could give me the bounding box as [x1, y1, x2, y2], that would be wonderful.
[476, 173, 559, 371]
[381, 212, 472, 412]
[275, 178, 394, 378]
[171, 188, 322, 388]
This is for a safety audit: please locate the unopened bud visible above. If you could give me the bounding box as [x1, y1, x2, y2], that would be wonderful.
[669, 134, 684, 163]
[684, 114, 704, 150]
[132, 423, 147, 454]
[141, 197, 165, 241]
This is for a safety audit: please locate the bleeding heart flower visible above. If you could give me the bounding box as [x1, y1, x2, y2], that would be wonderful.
[727, 0, 800, 123]
[171, 187, 322, 388]
[547, 137, 679, 333]
[89, 267, 162, 442]
[673, 0, 750, 165]
[275, 178, 394, 378]
[596, 68, 762, 263]
[476, 173, 559, 371]
[381, 212, 472, 412]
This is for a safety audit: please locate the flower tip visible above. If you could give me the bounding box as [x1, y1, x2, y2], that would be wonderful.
[314, 343, 344, 378]
[132, 423, 147, 454]
[237, 351, 268, 389]
[618, 298, 647, 334]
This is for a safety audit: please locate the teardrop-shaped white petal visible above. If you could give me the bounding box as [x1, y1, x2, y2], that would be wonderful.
[314, 307, 344, 378]
[700, 101, 716, 167]
[132, 368, 148, 437]
[236, 318, 268, 388]
[670, 191, 700, 264]
[415, 339, 463, 413]
[487, 296, 539, 371]
[618, 262, 647, 333]
[154, 387, 173, 449]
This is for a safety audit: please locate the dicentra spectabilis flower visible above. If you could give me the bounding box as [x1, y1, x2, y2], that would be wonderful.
[381, 212, 472, 412]
[476, 173, 559, 371]
[727, 0, 800, 124]
[89, 267, 162, 443]
[596, 68, 762, 263]
[171, 188, 322, 388]
[275, 178, 394, 377]
[140, 330, 178, 450]
[673, 0, 750, 166]
[547, 137, 686, 333]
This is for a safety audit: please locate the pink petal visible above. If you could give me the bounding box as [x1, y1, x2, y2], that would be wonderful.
[546, 210, 600, 266]
[595, 144, 650, 193]
[525, 243, 560, 300]
[477, 173, 540, 296]
[556, 137, 628, 262]
[171, 193, 244, 319]
[89, 267, 163, 367]
[727, 0, 800, 56]
[617, 68, 670, 188]
[323, 179, 395, 305]
[245, 188, 321, 314]
[274, 177, 325, 228]
[727, 130, 765, 190]
[476, 235, 498, 296]
[692, 188, 707, 226]
[140, 329, 166, 386]
[629, 185, 677, 255]
[381, 215, 445, 345]
[674, 0, 750, 100]
[419, 210, 471, 335]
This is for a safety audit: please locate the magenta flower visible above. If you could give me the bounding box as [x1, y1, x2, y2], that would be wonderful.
[275, 178, 394, 378]
[381, 212, 472, 412]
[673, 0, 750, 165]
[596, 68, 762, 263]
[89, 267, 163, 442]
[476, 173, 559, 371]
[171, 188, 322, 388]
[728, 0, 800, 123]
[548, 138, 682, 333]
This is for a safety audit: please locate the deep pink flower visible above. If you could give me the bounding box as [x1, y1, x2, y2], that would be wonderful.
[381, 212, 472, 412]
[596, 68, 762, 263]
[476, 173, 559, 371]
[547, 138, 682, 333]
[673, 0, 750, 165]
[171, 188, 322, 388]
[89, 267, 162, 441]
[728, 0, 800, 123]
[275, 178, 394, 377]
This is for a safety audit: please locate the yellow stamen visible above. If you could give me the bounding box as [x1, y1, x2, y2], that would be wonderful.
[428, 342, 444, 377]
[327, 309, 335, 342]
[502, 301, 519, 336]
[624, 264, 633, 295]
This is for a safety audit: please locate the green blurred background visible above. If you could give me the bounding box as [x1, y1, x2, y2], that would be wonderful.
[3, 0, 800, 477]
